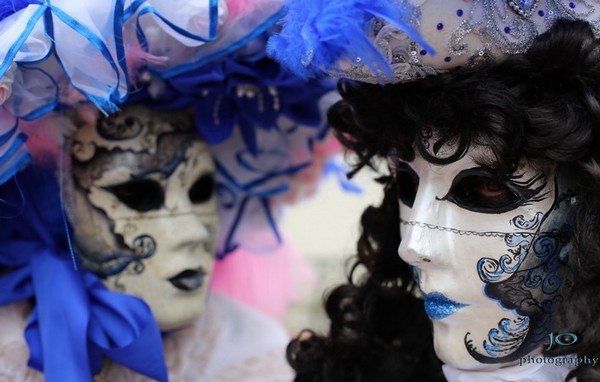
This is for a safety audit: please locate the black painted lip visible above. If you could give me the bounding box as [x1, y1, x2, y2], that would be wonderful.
[168, 268, 206, 291]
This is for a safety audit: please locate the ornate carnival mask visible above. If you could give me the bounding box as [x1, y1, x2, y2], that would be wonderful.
[392, 144, 575, 370]
[67, 104, 218, 331]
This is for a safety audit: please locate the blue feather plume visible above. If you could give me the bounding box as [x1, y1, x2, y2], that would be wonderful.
[267, 0, 434, 81]
[0, 0, 41, 22]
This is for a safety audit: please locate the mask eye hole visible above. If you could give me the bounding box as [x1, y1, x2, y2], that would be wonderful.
[124, 116, 138, 127]
[446, 175, 520, 213]
[105, 179, 164, 212]
[189, 173, 214, 204]
[396, 164, 419, 208]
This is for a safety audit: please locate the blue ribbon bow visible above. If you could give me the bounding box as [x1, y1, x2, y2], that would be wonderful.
[0, 166, 168, 382]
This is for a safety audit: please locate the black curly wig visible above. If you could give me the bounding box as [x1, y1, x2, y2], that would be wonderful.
[288, 19, 600, 382]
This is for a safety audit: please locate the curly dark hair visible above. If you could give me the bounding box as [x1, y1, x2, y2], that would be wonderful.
[288, 19, 600, 382]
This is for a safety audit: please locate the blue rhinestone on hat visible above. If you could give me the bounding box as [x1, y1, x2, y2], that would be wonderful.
[507, 0, 539, 17]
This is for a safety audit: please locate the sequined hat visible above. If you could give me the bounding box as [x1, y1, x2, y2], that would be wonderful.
[267, 0, 600, 83]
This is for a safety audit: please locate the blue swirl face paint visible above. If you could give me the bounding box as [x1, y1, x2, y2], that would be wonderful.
[395, 146, 576, 370]
[424, 292, 469, 320]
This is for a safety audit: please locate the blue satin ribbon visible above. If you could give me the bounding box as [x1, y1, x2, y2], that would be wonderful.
[156, 6, 286, 78]
[124, 0, 219, 40]
[0, 168, 168, 382]
[47, 1, 128, 113]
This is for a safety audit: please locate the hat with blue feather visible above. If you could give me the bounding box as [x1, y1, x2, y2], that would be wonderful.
[267, 0, 600, 83]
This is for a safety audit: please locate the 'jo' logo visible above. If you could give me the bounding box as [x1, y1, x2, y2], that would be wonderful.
[546, 332, 581, 351]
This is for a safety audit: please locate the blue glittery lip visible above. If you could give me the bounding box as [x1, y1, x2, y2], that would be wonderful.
[424, 292, 469, 320]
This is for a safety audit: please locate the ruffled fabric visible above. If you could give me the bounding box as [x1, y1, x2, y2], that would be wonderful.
[0, 165, 167, 382]
[0, 0, 128, 185]
[0, 0, 285, 187]
[211, 112, 331, 257]
[125, 0, 285, 76]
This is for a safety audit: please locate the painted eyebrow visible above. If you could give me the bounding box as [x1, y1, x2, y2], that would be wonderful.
[131, 146, 188, 179]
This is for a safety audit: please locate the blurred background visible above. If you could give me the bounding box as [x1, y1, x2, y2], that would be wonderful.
[281, 154, 385, 335]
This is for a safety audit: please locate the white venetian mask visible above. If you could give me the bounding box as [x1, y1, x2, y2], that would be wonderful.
[393, 144, 575, 370]
[68, 104, 218, 331]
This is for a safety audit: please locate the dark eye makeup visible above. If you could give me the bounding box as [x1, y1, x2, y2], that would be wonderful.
[393, 162, 545, 213]
[442, 168, 535, 213]
[104, 179, 164, 212]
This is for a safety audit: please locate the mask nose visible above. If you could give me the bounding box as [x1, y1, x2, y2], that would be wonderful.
[397, 222, 435, 266]
[397, 184, 443, 267]
[169, 214, 218, 255]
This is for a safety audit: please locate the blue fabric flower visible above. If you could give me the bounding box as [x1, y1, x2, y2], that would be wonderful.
[127, 46, 334, 257]
[129, 49, 334, 155]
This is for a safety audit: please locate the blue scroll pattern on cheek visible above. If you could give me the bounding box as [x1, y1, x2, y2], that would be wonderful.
[75, 233, 159, 278]
[465, 317, 530, 359]
[467, 193, 576, 363]
[476, 212, 544, 282]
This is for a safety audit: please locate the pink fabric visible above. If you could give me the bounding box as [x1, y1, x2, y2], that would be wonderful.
[226, 0, 258, 19]
[210, 134, 341, 320]
[211, 237, 316, 320]
[20, 116, 63, 163]
[21, 106, 98, 165]
[125, 43, 169, 78]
